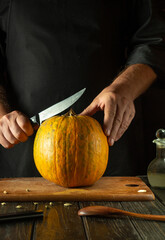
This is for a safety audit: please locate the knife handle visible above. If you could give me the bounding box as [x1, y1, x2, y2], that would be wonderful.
[30, 115, 40, 130]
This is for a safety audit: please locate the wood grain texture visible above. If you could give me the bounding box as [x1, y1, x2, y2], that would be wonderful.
[32, 202, 86, 240]
[0, 202, 36, 240]
[0, 177, 155, 202]
[0, 177, 164, 239]
[79, 201, 142, 240]
[121, 200, 165, 240]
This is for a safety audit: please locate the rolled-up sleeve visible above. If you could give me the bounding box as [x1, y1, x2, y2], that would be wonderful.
[126, 0, 165, 80]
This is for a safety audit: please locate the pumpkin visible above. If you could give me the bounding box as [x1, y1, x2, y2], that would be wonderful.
[33, 109, 109, 187]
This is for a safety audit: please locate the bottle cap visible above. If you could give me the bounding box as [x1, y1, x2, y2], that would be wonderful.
[153, 129, 165, 145]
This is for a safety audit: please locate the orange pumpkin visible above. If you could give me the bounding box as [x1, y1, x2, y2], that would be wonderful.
[33, 109, 109, 187]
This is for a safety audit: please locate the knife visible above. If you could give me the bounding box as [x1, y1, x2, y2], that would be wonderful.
[30, 88, 86, 125]
[0, 210, 43, 222]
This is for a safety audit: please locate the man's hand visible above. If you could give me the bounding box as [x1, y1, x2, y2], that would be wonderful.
[0, 110, 34, 148]
[80, 64, 157, 146]
[80, 87, 135, 146]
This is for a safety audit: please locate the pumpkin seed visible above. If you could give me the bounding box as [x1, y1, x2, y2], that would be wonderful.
[64, 203, 72, 207]
[16, 205, 22, 209]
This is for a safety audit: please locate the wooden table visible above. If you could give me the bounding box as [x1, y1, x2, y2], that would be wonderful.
[0, 176, 165, 240]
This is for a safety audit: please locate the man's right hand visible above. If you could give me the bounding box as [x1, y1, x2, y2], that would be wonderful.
[0, 110, 34, 148]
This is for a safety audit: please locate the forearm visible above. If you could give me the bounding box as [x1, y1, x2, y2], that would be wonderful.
[0, 85, 11, 118]
[108, 64, 157, 100]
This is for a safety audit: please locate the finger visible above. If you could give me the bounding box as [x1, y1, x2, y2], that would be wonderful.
[80, 100, 100, 116]
[0, 130, 14, 148]
[16, 114, 34, 136]
[0, 118, 19, 146]
[108, 105, 126, 145]
[103, 100, 117, 137]
[0, 112, 29, 143]
[9, 120, 28, 142]
[3, 125, 20, 145]
[115, 109, 135, 141]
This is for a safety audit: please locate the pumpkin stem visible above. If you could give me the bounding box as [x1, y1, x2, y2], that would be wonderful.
[64, 109, 76, 117]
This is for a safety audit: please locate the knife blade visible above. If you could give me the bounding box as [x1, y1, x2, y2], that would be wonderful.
[30, 88, 86, 125]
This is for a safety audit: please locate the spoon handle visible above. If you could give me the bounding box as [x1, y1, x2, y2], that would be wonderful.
[121, 210, 165, 221]
[78, 206, 165, 221]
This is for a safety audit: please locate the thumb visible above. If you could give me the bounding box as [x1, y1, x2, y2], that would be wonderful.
[80, 101, 99, 116]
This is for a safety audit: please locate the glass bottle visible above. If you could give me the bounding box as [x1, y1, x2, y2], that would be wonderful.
[147, 129, 165, 189]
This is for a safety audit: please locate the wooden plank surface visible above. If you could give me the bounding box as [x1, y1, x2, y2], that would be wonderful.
[0, 201, 86, 240]
[32, 202, 86, 240]
[79, 199, 165, 240]
[79, 201, 142, 240]
[121, 200, 165, 240]
[0, 202, 36, 240]
[77, 177, 165, 240]
[0, 177, 155, 201]
[0, 177, 164, 240]
[1, 199, 165, 240]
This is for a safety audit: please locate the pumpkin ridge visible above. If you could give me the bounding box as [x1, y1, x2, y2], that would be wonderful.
[55, 115, 67, 186]
[65, 114, 76, 187]
[89, 117, 100, 182]
[65, 116, 68, 187]
[52, 117, 59, 185]
[80, 116, 106, 185]
[87, 117, 95, 184]
[71, 116, 77, 187]
[87, 117, 97, 184]
[73, 117, 79, 187]
[65, 115, 71, 187]
[79, 116, 90, 185]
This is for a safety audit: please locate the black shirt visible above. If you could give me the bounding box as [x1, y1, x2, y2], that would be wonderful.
[0, 0, 165, 177]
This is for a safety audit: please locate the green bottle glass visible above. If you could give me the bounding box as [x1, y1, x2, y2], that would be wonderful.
[147, 129, 165, 189]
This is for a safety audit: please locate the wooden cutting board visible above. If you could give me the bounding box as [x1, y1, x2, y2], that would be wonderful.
[0, 177, 155, 202]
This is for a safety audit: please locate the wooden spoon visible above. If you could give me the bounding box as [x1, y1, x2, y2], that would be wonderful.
[78, 206, 165, 221]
